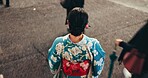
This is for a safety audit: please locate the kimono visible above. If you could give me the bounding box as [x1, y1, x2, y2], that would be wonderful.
[48, 34, 106, 78]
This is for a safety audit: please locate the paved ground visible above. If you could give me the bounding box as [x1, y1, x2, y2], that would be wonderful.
[109, 0, 148, 13]
[0, 0, 148, 78]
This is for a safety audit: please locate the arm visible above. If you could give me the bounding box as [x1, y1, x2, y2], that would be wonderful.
[119, 41, 133, 51]
[92, 39, 106, 77]
[118, 41, 133, 63]
[48, 38, 63, 74]
[115, 39, 133, 51]
[115, 39, 133, 63]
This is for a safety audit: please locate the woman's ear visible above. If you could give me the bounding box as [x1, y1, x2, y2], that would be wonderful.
[85, 24, 90, 29]
[67, 20, 69, 25]
[66, 20, 70, 28]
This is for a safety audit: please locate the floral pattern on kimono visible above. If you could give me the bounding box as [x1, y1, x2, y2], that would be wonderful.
[48, 34, 106, 78]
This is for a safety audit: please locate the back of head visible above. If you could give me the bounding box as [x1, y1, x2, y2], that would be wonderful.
[67, 7, 88, 36]
[128, 21, 148, 53]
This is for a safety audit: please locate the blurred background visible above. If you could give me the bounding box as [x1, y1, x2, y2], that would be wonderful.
[0, 0, 148, 78]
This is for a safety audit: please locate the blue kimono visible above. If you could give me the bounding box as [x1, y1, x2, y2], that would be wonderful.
[48, 34, 106, 78]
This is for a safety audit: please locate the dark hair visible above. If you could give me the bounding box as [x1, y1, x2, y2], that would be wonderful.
[128, 21, 148, 54]
[67, 7, 88, 36]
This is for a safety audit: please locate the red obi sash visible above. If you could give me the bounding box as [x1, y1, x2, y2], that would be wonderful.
[62, 59, 90, 76]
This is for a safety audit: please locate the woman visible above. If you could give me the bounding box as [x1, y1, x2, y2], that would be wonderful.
[66, 0, 84, 25]
[48, 7, 106, 78]
[115, 21, 148, 78]
[60, 0, 85, 25]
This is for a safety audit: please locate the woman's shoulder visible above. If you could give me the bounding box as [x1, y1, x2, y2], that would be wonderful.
[85, 35, 99, 43]
[53, 35, 69, 43]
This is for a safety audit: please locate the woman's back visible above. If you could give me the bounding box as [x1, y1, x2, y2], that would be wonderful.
[48, 34, 106, 78]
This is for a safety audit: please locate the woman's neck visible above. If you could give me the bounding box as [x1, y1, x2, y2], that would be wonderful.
[69, 34, 83, 43]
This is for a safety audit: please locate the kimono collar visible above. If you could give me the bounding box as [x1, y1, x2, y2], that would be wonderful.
[64, 34, 87, 45]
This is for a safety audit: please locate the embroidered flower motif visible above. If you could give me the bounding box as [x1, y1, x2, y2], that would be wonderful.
[97, 70, 102, 75]
[94, 60, 98, 66]
[93, 50, 98, 56]
[48, 60, 53, 68]
[80, 62, 89, 71]
[55, 43, 64, 55]
[74, 47, 82, 53]
[73, 60, 77, 63]
[97, 60, 102, 66]
[68, 48, 76, 56]
[98, 58, 103, 66]
[87, 42, 93, 48]
[51, 55, 57, 62]
[94, 58, 104, 66]
[94, 60, 101, 66]
[68, 47, 82, 56]
[66, 62, 70, 67]
[63, 51, 72, 60]
[82, 45, 86, 51]
[86, 53, 90, 59]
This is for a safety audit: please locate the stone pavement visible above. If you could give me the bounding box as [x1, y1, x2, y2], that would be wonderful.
[0, 0, 148, 78]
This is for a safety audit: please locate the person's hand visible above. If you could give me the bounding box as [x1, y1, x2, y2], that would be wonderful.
[115, 39, 123, 46]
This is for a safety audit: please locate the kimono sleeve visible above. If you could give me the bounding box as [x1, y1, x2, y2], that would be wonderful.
[47, 38, 64, 74]
[92, 39, 106, 77]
